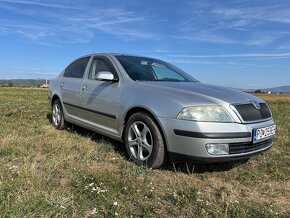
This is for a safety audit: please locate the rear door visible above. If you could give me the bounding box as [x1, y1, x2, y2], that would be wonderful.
[60, 56, 91, 118]
[80, 56, 121, 134]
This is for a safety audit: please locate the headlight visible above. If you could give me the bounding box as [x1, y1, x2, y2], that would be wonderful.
[177, 105, 234, 122]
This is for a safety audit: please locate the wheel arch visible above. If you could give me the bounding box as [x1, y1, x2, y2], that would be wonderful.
[122, 106, 169, 153]
[51, 94, 61, 107]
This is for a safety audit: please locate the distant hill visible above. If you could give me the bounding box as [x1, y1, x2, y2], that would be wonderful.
[0, 79, 48, 87]
[237, 86, 290, 94]
[262, 86, 290, 94]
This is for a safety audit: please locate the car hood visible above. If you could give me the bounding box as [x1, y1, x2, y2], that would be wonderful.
[137, 81, 262, 105]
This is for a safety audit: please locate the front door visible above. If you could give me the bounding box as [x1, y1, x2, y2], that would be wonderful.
[80, 57, 121, 134]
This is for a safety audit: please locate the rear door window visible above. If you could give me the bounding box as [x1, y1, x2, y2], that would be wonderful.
[63, 57, 90, 78]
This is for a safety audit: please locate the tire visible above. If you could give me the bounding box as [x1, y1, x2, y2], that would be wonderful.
[124, 112, 166, 168]
[52, 99, 66, 130]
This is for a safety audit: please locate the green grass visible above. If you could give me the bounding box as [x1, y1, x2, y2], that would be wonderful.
[0, 87, 289, 217]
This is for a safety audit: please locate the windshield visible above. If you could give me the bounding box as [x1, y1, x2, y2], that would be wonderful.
[116, 55, 198, 82]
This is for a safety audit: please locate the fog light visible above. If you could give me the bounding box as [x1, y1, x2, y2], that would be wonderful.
[205, 143, 229, 155]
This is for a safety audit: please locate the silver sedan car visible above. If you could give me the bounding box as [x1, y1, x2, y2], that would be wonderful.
[48, 53, 276, 168]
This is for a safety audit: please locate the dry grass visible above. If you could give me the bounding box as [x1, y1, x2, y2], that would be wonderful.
[254, 93, 290, 102]
[0, 87, 289, 217]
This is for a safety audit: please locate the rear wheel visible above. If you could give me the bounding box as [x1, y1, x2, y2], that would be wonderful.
[52, 99, 65, 130]
[124, 112, 166, 168]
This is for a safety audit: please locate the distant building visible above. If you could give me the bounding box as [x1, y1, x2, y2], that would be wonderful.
[254, 89, 262, 93]
[40, 79, 49, 88]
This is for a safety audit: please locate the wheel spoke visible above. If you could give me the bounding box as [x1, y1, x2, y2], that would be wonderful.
[128, 139, 138, 147]
[142, 140, 152, 153]
[137, 144, 143, 160]
[132, 123, 141, 138]
[141, 125, 149, 140]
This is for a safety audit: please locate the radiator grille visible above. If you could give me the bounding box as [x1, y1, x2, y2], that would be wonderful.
[234, 103, 271, 122]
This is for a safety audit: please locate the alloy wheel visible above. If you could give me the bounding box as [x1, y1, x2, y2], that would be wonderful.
[128, 121, 153, 161]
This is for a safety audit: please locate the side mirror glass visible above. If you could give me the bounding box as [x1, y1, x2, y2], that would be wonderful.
[95, 71, 117, 81]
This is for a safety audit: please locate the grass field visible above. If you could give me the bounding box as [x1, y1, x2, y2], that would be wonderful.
[0, 88, 289, 217]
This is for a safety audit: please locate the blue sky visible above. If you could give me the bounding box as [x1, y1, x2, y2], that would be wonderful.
[0, 0, 290, 88]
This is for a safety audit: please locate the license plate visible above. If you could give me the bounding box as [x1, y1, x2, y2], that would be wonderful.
[253, 125, 276, 142]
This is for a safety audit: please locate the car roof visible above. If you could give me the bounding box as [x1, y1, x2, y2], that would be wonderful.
[85, 52, 155, 60]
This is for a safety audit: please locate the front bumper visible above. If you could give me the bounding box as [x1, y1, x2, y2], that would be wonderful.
[158, 117, 275, 163]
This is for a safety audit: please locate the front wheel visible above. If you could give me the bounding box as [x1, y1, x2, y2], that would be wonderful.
[52, 99, 65, 130]
[124, 112, 166, 168]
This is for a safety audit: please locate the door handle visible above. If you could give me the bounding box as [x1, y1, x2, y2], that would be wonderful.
[82, 86, 88, 92]
[60, 82, 64, 88]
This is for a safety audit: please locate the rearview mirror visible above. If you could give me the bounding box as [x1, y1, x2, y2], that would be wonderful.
[95, 71, 118, 82]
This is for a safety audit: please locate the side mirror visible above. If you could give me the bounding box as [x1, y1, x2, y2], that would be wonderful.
[95, 71, 118, 82]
